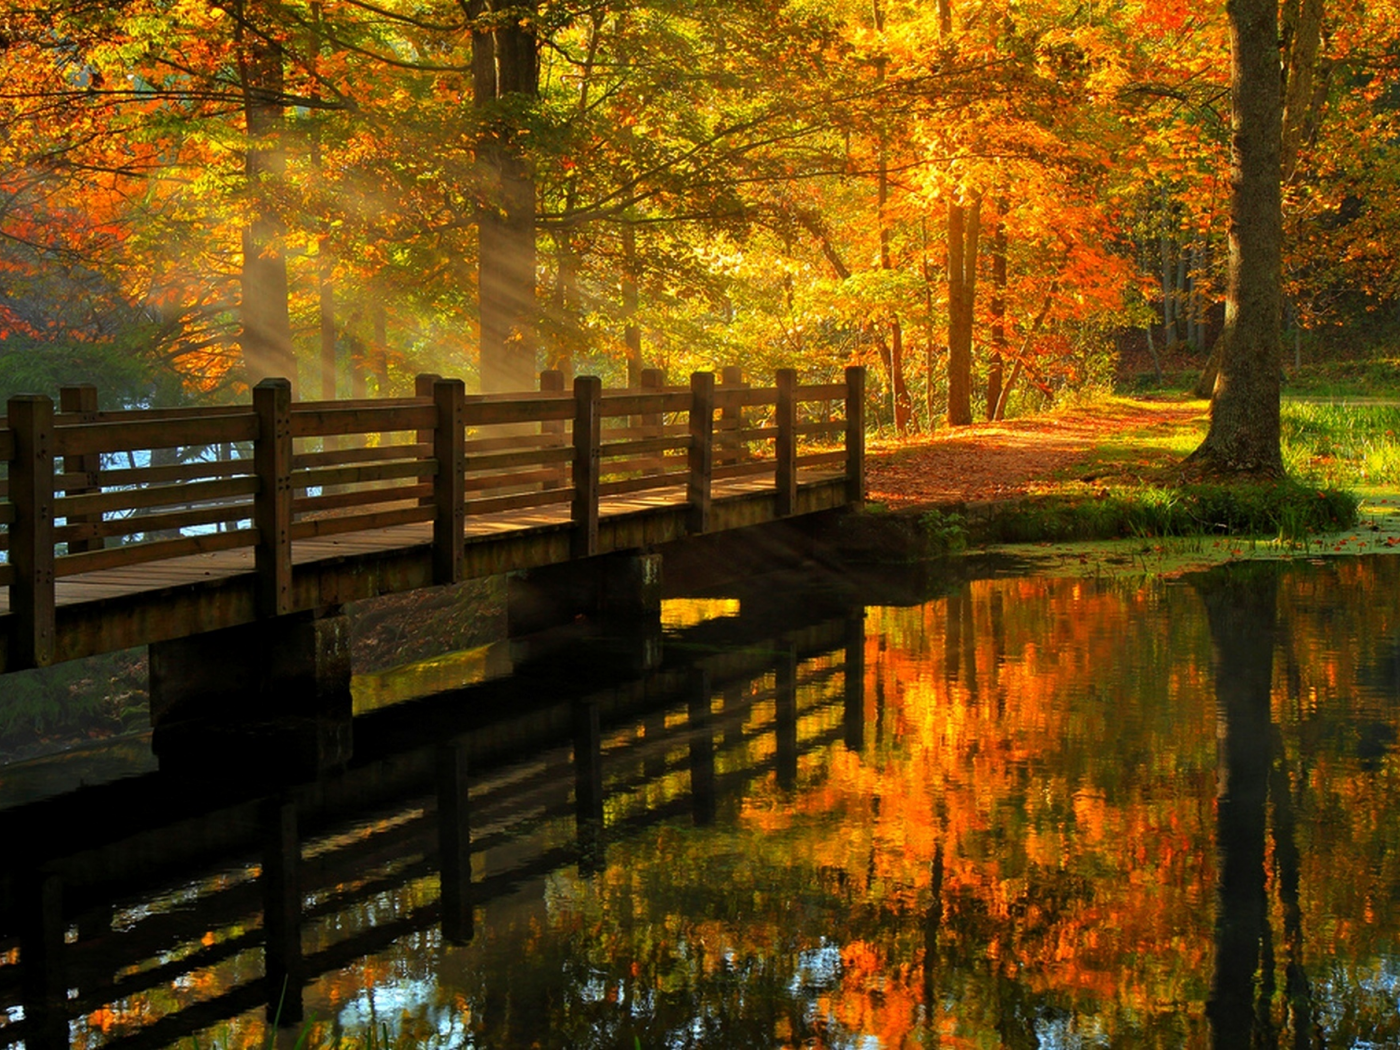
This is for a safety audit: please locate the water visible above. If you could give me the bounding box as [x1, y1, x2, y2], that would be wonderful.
[3, 556, 1400, 1048]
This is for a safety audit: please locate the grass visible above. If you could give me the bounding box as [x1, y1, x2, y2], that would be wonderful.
[1280, 400, 1400, 488]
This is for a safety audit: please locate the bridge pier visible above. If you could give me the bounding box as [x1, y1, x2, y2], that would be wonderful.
[148, 607, 353, 778]
[507, 550, 663, 636]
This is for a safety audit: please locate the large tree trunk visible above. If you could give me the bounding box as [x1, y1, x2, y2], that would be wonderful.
[1186, 0, 1284, 476]
[471, 0, 539, 393]
[946, 194, 981, 427]
[237, 4, 296, 390]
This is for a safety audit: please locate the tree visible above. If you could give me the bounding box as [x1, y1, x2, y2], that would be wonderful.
[471, 0, 540, 393]
[1186, 0, 1286, 476]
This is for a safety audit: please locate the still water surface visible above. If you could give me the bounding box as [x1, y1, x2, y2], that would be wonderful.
[4, 556, 1400, 1048]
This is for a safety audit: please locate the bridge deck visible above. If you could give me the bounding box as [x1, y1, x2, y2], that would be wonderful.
[0, 473, 810, 614]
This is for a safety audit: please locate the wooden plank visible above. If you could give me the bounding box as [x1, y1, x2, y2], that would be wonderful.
[687, 372, 714, 534]
[845, 365, 866, 504]
[464, 445, 574, 473]
[464, 431, 565, 454]
[599, 470, 689, 498]
[601, 455, 686, 478]
[57, 474, 258, 517]
[718, 366, 745, 468]
[76, 458, 250, 489]
[56, 413, 257, 456]
[796, 382, 846, 400]
[295, 395, 430, 412]
[797, 450, 847, 469]
[7, 394, 56, 667]
[55, 528, 258, 577]
[52, 403, 248, 427]
[294, 458, 436, 490]
[59, 385, 101, 555]
[433, 378, 465, 585]
[254, 378, 293, 617]
[0, 503, 13, 526]
[466, 488, 573, 517]
[289, 504, 432, 541]
[464, 468, 561, 493]
[598, 391, 688, 417]
[714, 386, 778, 410]
[464, 395, 573, 427]
[56, 502, 253, 543]
[289, 403, 436, 438]
[292, 442, 429, 470]
[599, 422, 689, 441]
[712, 459, 776, 481]
[776, 369, 797, 517]
[294, 483, 430, 516]
[599, 435, 689, 459]
[0, 428, 13, 461]
[736, 425, 779, 442]
[572, 376, 601, 558]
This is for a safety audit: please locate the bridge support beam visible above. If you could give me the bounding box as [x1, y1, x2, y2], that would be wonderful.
[148, 607, 352, 777]
[507, 550, 662, 636]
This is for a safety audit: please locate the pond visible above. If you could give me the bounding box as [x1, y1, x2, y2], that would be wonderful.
[2, 555, 1399, 1049]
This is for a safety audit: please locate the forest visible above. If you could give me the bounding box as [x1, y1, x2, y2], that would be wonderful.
[0, 0, 1393, 431]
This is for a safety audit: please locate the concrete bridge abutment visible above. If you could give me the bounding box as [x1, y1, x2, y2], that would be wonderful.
[148, 606, 353, 777]
[507, 550, 663, 636]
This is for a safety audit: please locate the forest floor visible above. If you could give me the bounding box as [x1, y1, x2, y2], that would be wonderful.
[864, 395, 1208, 509]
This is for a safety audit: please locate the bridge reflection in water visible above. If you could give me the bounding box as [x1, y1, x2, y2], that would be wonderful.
[0, 578, 869, 1049]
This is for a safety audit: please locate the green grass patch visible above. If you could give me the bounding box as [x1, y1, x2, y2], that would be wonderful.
[1281, 400, 1400, 487]
[981, 481, 1359, 545]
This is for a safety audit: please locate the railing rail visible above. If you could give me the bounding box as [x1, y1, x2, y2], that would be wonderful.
[0, 366, 865, 667]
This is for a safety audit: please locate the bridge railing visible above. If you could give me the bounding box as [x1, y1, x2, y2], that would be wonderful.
[0, 366, 864, 667]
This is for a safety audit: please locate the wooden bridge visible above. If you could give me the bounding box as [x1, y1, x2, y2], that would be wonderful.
[0, 367, 866, 678]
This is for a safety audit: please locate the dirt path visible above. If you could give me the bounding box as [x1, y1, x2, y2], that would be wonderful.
[865, 399, 1205, 508]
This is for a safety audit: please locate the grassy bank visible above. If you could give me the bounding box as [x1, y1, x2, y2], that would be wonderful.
[852, 391, 1400, 558]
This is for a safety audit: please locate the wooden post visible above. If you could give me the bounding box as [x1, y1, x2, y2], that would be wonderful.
[59, 385, 101, 555]
[640, 367, 665, 475]
[571, 375, 601, 559]
[687, 667, 715, 826]
[414, 373, 441, 508]
[845, 365, 866, 506]
[9, 394, 56, 668]
[432, 378, 465, 585]
[719, 365, 743, 467]
[775, 643, 798, 791]
[541, 369, 566, 490]
[775, 368, 797, 517]
[687, 371, 714, 535]
[573, 699, 605, 875]
[436, 742, 474, 944]
[253, 378, 293, 618]
[19, 871, 67, 1050]
[844, 610, 866, 753]
[260, 797, 302, 1025]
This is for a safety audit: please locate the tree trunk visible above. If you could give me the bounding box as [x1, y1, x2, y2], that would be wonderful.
[985, 196, 1007, 420]
[947, 194, 981, 427]
[622, 222, 642, 387]
[1281, 0, 1327, 183]
[471, 0, 539, 393]
[1186, 0, 1284, 476]
[237, 2, 296, 390]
